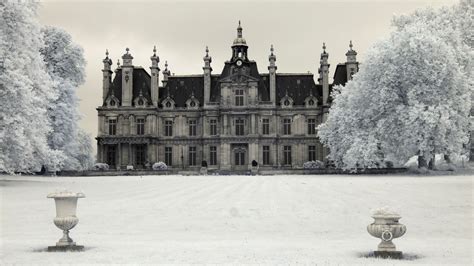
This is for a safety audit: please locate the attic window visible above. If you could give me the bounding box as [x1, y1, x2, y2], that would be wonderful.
[110, 100, 115, 106]
[138, 99, 144, 106]
[284, 100, 290, 106]
[190, 101, 196, 107]
[166, 102, 171, 108]
[308, 99, 314, 106]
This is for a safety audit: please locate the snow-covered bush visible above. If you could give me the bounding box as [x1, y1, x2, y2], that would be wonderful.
[303, 160, 325, 169]
[94, 163, 109, 170]
[152, 162, 167, 171]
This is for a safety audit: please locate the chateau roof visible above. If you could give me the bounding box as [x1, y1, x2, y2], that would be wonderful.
[108, 67, 152, 106]
[333, 63, 348, 86]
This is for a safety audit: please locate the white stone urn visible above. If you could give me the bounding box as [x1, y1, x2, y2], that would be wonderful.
[367, 208, 406, 258]
[47, 191, 85, 251]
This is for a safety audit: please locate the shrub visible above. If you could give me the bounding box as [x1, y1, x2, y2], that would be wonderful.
[152, 162, 167, 171]
[93, 163, 109, 170]
[303, 160, 325, 169]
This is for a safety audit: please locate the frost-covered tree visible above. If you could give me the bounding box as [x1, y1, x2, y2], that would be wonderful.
[40, 26, 92, 170]
[318, 1, 472, 170]
[0, 1, 63, 173]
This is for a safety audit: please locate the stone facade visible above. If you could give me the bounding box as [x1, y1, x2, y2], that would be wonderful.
[96, 23, 358, 171]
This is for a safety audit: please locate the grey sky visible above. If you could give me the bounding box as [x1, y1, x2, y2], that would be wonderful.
[38, 0, 457, 148]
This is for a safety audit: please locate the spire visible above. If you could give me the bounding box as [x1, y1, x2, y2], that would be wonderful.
[122, 47, 133, 66]
[345, 40, 358, 59]
[237, 20, 242, 38]
[233, 20, 247, 47]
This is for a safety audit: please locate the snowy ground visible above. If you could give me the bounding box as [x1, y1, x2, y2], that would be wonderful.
[1, 173, 472, 265]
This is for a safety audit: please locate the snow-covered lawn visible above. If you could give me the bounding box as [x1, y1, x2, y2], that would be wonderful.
[1, 174, 472, 265]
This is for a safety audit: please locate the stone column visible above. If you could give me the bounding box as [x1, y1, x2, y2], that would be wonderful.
[220, 143, 231, 170]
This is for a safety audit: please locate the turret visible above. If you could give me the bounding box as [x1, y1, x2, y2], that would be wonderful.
[162, 61, 170, 87]
[268, 44, 277, 105]
[150, 45, 160, 106]
[121, 48, 134, 107]
[345, 40, 358, 81]
[102, 49, 113, 102]
[320, 43, 330, 106]
[203, 46, 212, 106]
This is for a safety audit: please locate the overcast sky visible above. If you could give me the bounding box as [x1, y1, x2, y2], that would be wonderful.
[38, 0, 457, 145]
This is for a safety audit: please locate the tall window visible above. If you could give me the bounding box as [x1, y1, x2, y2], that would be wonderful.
[235, 118, 245, 136]
[136, 145, 146, 167]
[235, 89, 244, 106]
[283, 118, 291, 135]
[165, 147, 172, 166]
[210, 119, 217, 135]
[309, 145, 317, 161]
[209, 146, 217, 166]
[307, 118, 316, 135]
[165, 120, 173, 136]
[189, 120, 197, 136]
[189, 146, 196, 166]
[136, 118, 145, 135]
[108, 118, 117, 135]
[262, 118, 269, 135]
[263, 146, 270, 165]
[283, 146, 292, 165]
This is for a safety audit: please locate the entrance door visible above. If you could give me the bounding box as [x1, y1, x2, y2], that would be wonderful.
[107, 145, 116, 167]
[233, 147, 247, 170]
[135, 145, 146, 168]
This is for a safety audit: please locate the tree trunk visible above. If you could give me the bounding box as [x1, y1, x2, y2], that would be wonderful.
[418, 155, 427, 168]
[444, 154, 451, 164]
[428, 154, 436, 170]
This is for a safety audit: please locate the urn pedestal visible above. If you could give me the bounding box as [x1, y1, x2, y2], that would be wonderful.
[367, 212, 406, 259]
[47, 191, 85, 251]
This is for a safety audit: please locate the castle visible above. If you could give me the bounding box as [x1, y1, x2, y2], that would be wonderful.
[96, 22, 358, 171]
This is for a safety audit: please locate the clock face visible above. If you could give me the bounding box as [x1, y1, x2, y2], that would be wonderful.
[236, 60, 242, 66]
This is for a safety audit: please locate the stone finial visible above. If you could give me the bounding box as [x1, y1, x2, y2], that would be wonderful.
[270, 44, 274, 55]
[205, 46, 209, 57]
[349, 40, 353, 50]
[126, 47, 129, 54]
[153, 45, 156, 56]
[237, 20, 242, 38]
[323, 42, 326, 53]
[105, 49, 109, 58]
[117, 59, 121, 68]
[165, 60, 168, 70]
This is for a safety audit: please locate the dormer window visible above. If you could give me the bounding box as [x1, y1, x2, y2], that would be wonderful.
[186, 94, 200, 110]
[134, 92, 148, 107]
[304, 93, 318, 108]
[280, 93, 294, 108]
[105, 94, 120, 108]
[138, 99, 144, 106]
[162, 96, 175, 110]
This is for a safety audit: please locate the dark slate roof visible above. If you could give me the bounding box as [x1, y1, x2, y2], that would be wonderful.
[159, 75, 206, 107]
[107, 67, 152, 106]
[274, 74, 321, 106]
[333, 63, 348, 86]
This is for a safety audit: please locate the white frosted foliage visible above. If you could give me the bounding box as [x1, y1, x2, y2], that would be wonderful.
[318, 1, 472, 170]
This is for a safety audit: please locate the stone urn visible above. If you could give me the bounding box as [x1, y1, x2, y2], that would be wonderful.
[47, 191, 85, 251]
[367, 209, 406, 259]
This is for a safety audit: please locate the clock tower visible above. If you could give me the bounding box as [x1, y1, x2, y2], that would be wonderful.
[231, 21, 249, 63]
